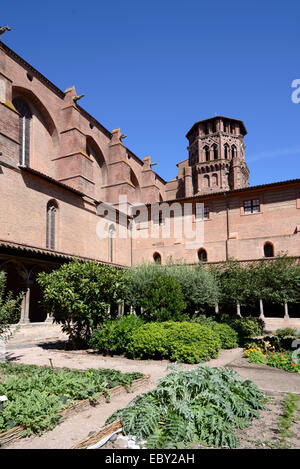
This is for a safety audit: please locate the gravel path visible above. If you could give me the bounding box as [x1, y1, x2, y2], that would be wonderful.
[3, 324, 300, 449]
[4, 340, 242, 449]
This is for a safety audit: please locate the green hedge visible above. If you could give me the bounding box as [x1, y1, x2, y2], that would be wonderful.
[89, 315, 145, 355]
[126, 321, 221, 364]
[191, 315, 238, 349]
[210, 323, 239, 349]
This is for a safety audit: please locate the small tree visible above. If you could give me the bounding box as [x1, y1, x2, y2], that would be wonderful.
[166, 262, 219, 316]
[37, 260, 126, 347]
[212, 259, 251, 313]
[0, 271, 23, 340]
[125, 266, 186, 321]
[250, 255, 300, 307]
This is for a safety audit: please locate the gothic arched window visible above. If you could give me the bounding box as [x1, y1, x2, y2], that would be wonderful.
[231, 145, 237, 159]
[12, 97, 32, 166]
[204, 146, 210, 162]
[198, 248, 207, 262]
[264, 242, 274, 258]
[46, 200, 58, 250]
[213, 144, 218, 160]
[224, 144, 229, 159]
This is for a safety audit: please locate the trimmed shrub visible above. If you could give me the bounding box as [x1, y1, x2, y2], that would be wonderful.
[225, 317, 265, 342]
[210, 323, 239, 349]
[191, 315, 238, 348]
[126, 321, 221, 364]
[89, 315, 145, 355]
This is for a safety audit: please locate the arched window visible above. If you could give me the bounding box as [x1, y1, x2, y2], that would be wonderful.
[204, 146, 210, 162]
[212, 173, 218, 186]
[108, 224, 116, 262]
[12, 97, 32, 166]
[231, 145, 237, 159]
[224, 144, 229, 159]
[203, 174, 210, 188]
[153, 252, 161, 264]
[198, 248, 207, 262]
[46, 201, 58, 249]
[213, 144, 218, 160]
[264, 242, 274, 258]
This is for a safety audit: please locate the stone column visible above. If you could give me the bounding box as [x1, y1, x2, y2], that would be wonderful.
[284, 302, 289, 319]
[19, 284, 31, 324]
[259, 298, 265, 319]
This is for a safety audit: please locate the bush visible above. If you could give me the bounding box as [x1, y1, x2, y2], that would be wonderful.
[210, 323, 239, 349]
[126, 321, 221, 364]
[0, 271, 23, 339]
[37, 260, 126, 347]
[274, 328, 299, 338]
[225, 317, 265, 342]
[245, 349, 267, 364]
[126, 269, 186, 322]
[89, 315, 145, 355]
[125, 262, 219, 319]
[267, 351, 300, 373]
[191, 315, 238, 349]
[166, 263, 219, 316]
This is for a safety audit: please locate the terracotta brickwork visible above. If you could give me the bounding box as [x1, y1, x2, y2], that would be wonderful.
[0, 40, 299, 273]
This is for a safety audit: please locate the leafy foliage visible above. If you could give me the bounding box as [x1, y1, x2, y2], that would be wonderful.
[0, 362, 142, 435]
[0, 271, 23, 339]
[89, 315, 145, 355]
[37, 260, 126, 347]
[125, 267, 186, 321]
[126, 321, 221, 363]
[224, 317, 265, 342]
[125, 262, 219, 318]
[191, 315, 238, 349]
[107, 365, 267, 448]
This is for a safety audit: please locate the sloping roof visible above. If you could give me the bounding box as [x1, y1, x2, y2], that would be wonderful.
[155, 177, 300, 205]
[0, 239, 125, 268]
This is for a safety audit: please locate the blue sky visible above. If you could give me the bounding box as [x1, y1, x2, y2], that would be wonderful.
[2, 0, 300, 185]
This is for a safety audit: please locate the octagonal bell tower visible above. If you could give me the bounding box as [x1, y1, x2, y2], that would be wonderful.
[184, 116, 249, 196]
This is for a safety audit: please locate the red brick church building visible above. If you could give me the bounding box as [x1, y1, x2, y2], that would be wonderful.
[0, 38, 299, 322]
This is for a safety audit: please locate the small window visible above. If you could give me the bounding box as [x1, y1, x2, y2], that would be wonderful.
[46, 201, 58, 249]
[213, 144, 218, 160]
[243, 199, 260, 214]
[231, 145, 237, 159]
[195, 206, 209, 220]
[204, 146, 210, 162]
[153, 252, 161, 264]
[264, 242, 274, 258]
[224, 144, 229, 159]
[12, 97, 32, 166]
[198, 248, 207, 262]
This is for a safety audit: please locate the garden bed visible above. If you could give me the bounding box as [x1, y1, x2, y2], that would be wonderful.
[0, 362, 148, 448]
